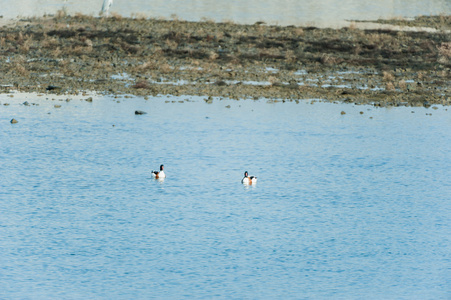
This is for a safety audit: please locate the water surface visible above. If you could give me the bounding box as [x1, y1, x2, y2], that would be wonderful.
[1, 93, 450, 299]
[1, 0, 450, 27]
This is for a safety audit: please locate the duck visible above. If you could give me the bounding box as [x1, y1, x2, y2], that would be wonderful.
[151, 164, 166, 179]
[241, 171, 257, 185]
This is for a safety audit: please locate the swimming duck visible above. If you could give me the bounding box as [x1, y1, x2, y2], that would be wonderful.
[152, 164, 166, 179]
[241, 171, 257, 185]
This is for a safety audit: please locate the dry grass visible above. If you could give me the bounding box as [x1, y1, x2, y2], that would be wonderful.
[55, 9, 67, 19]
[14, 63, 28, 76]
[151, 46, 164, 57]
[268, 76, 279, 85]
[132, 80, 150, 89]
[135, 60, 157, 71]
[438, 70, 449, 78]
[41, 34, 59, 48]
[0, 13, 447, 105]
[74, 12, 86, 19]
[417, 71, 425, 80]
[398, 80, 407, 90]
[259, 48, 283, 58]
[222, 19, 236, 25]
[51, 47, 62, 58]
[159, 63, 173, 73]
[438, 42, 451, 58]
[437, 56, 449, 65]
[353, 44, 362, 55]
[294, 28, 304, 36]
[320, 54, 342, 65]
[165, 39, 179, 50]
[348, 22, 357, 30]
[200, 17, 215, 24]
[385, 82, 395, 91]
[110, 12, 123, 20]
[19, 35, 33, 53]
[132, 13, 147, 20]
[382, 71, 395, 81]
[70, 46, 92, 55]
[439, 14, 451, 30]
[366, 33, 393, 47]
[285, 50, 296, 63]
[208, 51, 219, 61]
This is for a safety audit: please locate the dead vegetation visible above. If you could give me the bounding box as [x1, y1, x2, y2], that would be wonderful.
[0, 14, 449, 106]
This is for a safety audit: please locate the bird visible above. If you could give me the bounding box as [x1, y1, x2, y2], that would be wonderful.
[151, 164, 166, 179]
[100, 0, 113, 17]
[241, 171, 257, 185]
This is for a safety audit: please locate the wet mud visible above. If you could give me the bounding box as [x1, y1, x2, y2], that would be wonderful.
[0, 13, 450, 106]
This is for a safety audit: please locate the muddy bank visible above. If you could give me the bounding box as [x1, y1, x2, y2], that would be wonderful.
[0, 13, 450, 106]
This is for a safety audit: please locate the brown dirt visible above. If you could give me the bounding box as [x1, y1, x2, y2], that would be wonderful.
[0, 13, 450, 107]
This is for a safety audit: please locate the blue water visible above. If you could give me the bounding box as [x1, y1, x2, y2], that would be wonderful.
[1, 93, 450, 299]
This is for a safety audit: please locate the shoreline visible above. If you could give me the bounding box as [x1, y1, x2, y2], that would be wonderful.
[0, 14, 450, 107]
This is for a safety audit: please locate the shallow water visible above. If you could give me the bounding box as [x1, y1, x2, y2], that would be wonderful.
[2, 0, 450, 27]
[1, 93, 450, 299]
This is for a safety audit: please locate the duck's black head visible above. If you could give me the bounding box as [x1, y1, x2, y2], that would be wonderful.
[244, 171, 248, 177]
[160, 164, 164, 171]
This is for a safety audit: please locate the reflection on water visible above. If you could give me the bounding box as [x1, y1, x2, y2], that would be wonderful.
[1, 0, 450, 27]
[1, 93, 450, 299]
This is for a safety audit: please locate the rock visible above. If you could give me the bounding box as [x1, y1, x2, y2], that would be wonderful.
[10, 118, 18, 123]
[46, 85, 61, 91]
[135, 110, 147, 115]
[54, 105, 61, 108]
[341, 111, 346, 115]
[85, 97, 93, 102]
[23, 101, 30, 106]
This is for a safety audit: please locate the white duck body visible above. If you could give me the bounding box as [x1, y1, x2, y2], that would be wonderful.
[152, 165, 166, 179]
[152, 170, 165, 179]
[241, 171, 257, 185]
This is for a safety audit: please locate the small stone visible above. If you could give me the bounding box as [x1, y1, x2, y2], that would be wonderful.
[46, 85, 61, 91]
[341, 111, 346, 115]
[135, 110, 147, 115]
[10, 118, 18, 124]
[85, 97, 93, 102]
[54, 105, 61, 108]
